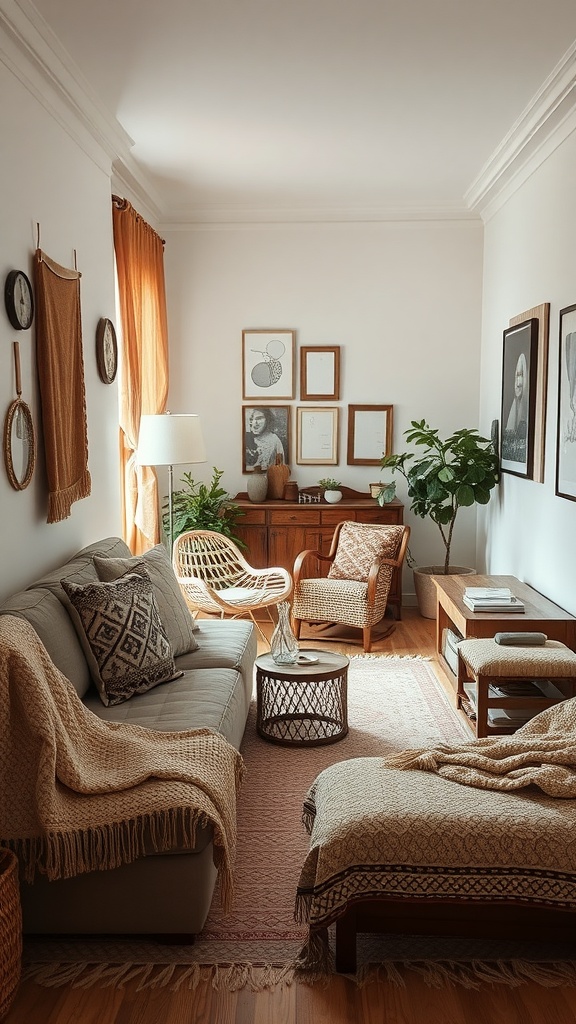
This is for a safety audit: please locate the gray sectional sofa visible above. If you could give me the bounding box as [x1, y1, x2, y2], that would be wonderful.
[0, 536, 256, 935]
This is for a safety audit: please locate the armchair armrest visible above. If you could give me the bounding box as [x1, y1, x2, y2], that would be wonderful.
[293, 548, 334, 587]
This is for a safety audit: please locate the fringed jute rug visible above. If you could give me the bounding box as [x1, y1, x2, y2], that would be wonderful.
[22, 656, 576, 991]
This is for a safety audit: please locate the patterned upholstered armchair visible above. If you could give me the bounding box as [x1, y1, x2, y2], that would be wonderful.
[291, 521, 410, 653]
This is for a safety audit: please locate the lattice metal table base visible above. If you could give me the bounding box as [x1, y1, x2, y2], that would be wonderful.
[255, 650, 349, 746]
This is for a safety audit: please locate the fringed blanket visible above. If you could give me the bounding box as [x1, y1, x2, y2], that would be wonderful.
[0, 616, 242, 910]
[34, 249, 91, 523]
[383, 696, 576, 795]
[296, 703, 576, 937]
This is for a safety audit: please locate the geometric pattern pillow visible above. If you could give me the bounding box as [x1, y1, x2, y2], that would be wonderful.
[328, 523, 404, 583]
[93, 545, 199, 657]
[61, 565, 182, 707]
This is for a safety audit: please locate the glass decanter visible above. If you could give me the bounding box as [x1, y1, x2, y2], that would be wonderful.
[270, 601, 300, 665]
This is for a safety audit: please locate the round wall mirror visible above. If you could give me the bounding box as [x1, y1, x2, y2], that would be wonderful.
[3, 398, 35, 490]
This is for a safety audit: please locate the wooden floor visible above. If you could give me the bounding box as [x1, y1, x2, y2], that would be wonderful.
[7, 608, 576, 1024]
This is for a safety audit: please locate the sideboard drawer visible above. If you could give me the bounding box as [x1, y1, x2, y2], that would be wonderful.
[239, 508, 266, 525]
[321, 509, 355, 525]
[268, 509, 321, 525]
[357, 506, 401, 524]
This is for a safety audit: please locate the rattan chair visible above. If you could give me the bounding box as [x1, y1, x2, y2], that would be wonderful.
[292, 521, 410, 653]
[173, 530, 292, 644]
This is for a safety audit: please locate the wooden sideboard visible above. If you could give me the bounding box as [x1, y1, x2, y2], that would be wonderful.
[232, 490, 405, 618]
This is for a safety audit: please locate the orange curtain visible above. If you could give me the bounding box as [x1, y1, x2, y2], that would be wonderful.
[112, 197, 169, 553]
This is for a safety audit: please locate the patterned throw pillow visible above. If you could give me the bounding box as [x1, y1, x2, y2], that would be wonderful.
[327, 523, 404, 582]
[61, 565, 182, 706]
[93, 545, 199, 656]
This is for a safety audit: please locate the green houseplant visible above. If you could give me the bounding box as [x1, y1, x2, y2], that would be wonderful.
[380, 420, 499, 615]
[318, 477, 343, 504]
[162, 467, 245, 547]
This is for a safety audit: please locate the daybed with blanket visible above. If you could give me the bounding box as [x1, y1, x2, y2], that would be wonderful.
[296, 698, 576, 972]
[0, 536, 256, 936]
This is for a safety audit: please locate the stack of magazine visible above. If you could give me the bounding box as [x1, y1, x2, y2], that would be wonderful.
[462, 586, 525, 613]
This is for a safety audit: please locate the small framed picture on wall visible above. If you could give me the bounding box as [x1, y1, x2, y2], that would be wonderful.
[242, 405, 291, 472]
[242, 329, 295, 400]
[555, 303, 576, 501]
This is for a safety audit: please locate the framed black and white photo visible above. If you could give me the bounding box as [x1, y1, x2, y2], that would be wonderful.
[300, 346, 340, 401]
[347, 404, 393, 465]
[242, 329, 295, 400]
[242, 405, 290, 473]
[500, 319, 538, 479]
[509, 302, 549, 483]
[555, 303, 576, 501]
[296, 407, 339, 465]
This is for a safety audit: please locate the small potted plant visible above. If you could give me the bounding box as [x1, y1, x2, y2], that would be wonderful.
[318, 477, 343, 503]
[163, 467, 245, 547]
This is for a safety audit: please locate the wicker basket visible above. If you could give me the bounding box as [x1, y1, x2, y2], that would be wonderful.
[0, 848, 22, 1021]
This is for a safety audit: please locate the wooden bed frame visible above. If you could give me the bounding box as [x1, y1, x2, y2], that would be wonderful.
[332, 896, 576, 973]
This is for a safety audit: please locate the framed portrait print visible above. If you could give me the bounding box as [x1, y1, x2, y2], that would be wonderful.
[242, 329, 295, 400]
[500, 319, 538, 479]
[242, 405, 290, 473]
[509, 302, 549, 483]
[296, 407, 339, 465]
[300, 346, 340, 401]
[347, 405, 393, 465]
[555, 303, 576, 501]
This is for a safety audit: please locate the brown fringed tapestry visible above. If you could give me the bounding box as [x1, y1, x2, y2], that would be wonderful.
[34, 249, 91, 522]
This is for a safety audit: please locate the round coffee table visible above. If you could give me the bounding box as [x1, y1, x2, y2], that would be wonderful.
[255, 649, 349, 746]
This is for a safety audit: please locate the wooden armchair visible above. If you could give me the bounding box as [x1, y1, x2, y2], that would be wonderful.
[292, 521, 410, 653]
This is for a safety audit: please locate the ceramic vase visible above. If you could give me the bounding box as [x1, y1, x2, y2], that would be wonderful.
[267, 454, 290, 500]
[270, 601, 300, 665]
[247, 468, 268, 502]
[324, 489, 343, 503]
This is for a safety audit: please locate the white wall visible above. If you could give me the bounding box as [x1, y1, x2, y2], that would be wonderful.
[0, 57, 121, 600]
[164, 220, 484, 598]
[478, 130, 576, 615]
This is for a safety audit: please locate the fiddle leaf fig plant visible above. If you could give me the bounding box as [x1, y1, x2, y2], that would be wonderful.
[380, 420, 499, 574]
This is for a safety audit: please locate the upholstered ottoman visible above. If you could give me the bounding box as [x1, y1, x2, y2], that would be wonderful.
[457, 638, 576, 738]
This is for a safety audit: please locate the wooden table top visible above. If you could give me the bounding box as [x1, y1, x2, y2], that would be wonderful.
[433, 573, 576, 622]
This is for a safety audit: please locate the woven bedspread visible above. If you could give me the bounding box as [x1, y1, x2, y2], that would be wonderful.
[0, 616, 243, 909]
[295, 756, 576, 930]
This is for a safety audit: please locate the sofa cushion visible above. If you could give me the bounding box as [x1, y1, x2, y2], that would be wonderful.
[84, 666, 250, 750]
[0, 588, 92, 698]
[93, 545, 198, 657]
[61, 566, 182, 706]
[30, 536, 132, 604]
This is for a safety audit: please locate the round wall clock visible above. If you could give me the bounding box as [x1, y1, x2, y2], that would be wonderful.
[96, 317, 118, 384]
[5, 270, 34, 330]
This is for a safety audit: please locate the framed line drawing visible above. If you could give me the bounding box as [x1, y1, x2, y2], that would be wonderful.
[509, 302, 549, 483]
[242, 329, 295, 400]
[555, 303, 576, 501]
[300, 346, 340, 401]
[242, 405, 291, 473]
[347, 405, 393, 465]
[500, 319, 538, 479]
[296, 407, 339, 465]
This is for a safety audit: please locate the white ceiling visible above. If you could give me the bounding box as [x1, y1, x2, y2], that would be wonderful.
[28, 0, 576, 222]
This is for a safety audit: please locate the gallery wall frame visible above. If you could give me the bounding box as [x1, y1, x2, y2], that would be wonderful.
[242, 329, 295, 400]
[242, 404, 291, 473]
[555, 303, 576, 502]
[347, 404, 393, 465]
[296, 406, 339, 465]
[509, 302, 549, 483]
[299, 346, 340, 401]
[500, 318, 538, 480]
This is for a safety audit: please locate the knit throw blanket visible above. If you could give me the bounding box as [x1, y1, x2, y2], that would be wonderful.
[34, 249, 91, 523]
[383, 696, 576, 796]
[0, 616, 243, 909]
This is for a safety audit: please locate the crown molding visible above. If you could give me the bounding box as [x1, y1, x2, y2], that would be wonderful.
[465, 41, 576, 221]
[0, 0, 162, 206]
[159, 200, 480, 230]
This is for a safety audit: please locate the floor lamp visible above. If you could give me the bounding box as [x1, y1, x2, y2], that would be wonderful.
[137, 413, 206, 555]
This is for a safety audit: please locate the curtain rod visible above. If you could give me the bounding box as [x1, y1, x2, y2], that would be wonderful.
[111, 195, 165, 246]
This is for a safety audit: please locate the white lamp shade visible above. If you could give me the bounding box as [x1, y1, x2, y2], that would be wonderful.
[137, 414, 206, 467]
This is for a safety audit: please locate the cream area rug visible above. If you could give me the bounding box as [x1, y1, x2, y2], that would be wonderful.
[22, 656, 576, 991]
